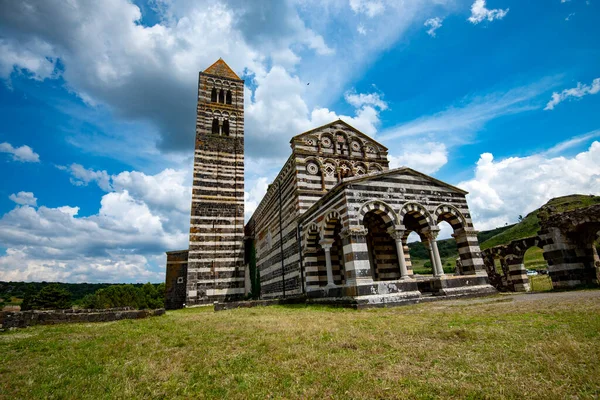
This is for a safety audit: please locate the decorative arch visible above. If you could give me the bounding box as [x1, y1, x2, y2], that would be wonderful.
[320, 133, 334, 151]
[304, 222, 320, 248]
[359, 200, 399, 229]
[369, 163, 383, 173]
[338, 160, 354, 180]
[398, 202, 435, 232]
[434, 204, 467, 230]
[354, 162, 367, 176]
[323, 209, 342, 236]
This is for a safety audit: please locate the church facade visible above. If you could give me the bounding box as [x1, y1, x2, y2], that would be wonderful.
[165, 59, 495, 309]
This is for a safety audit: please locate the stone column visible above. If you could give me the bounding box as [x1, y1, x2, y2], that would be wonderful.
[425, 230, 444, 277]
[388, 227, 410, 280]
[319, 239, 335, 287]
[453, 228, 486, 275]
[339, 227, 373, 287]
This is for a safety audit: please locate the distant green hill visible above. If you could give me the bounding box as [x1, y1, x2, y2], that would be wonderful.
[408, 194, 600, 262]
[480, 194, 600, 250]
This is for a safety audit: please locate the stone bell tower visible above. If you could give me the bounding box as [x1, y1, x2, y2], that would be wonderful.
[186, 59, 245, 305]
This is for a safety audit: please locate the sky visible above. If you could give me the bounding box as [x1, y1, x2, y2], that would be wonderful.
[0, 0, 598, 283]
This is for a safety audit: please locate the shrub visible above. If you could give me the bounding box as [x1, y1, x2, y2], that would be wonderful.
[80, 283, 165, 310]
[21, 285, 72, 310]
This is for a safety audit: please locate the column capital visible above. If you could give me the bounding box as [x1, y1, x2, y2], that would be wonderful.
[423, 227, 441, 241]
[386, 226, 406, 241]
[319, 239, 334, 250]
[339, 226, 368, 239]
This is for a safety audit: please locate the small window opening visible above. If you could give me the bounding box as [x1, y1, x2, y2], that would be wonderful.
[211, 118, 219, 134]
[223, 119, 230, 136]
[219, 89, 225, 103]
[211, 88, 217, 102]
[226, 90, 232, 104]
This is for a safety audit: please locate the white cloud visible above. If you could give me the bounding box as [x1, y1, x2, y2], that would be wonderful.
[357, 24, 367, 35]
[0, 0, 453, 163]
[245, 177, 270, 221]
[9, 191, 37, 206]
[349, 0, 385, 17]
[379, 80, 549, 144]
[0, 165, 191, 282]
[424, 17, 443, 37]
[389, 142, 448, 174]
[544, 78, 600, 110]
[458, 141, 600, 231]
[545, 129, 600, 155]
[0, 38, 57, 82]
[344, 91, 388, 110]
[57, 163, 112, 191]
[468, 0, 509, 24]
[0, 142, 40, 162]
[245, 65, 389, 158]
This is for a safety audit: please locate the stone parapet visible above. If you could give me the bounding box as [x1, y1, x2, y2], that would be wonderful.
[0, 308, 165, 330]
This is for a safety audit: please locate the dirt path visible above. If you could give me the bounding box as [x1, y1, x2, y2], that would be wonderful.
[433, 289, 600, 308]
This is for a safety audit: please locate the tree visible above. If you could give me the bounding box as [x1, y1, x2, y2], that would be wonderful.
[21, 285, 72, 310]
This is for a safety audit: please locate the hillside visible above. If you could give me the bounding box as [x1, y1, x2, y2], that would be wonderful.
[409, 194, 600, 263]
[480, 194, 600, 250]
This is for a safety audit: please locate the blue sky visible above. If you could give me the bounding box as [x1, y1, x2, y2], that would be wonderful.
[0, 0, 598, 283]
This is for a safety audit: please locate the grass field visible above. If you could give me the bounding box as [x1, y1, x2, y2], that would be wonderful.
[2, 291, 600, 399]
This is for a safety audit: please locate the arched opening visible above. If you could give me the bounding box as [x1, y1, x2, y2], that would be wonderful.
[435, 220, 457, 274]
[219, 89, 225, 103]
[211, 88, 217, 102]
[211, 118, 219, 135]
[407, 231, 433, 275]
[363, 211, 400, 281]
[226, 90, 232, 105]
[523, 246, 551, 292]
[402, 207, 436, 277]
[222, 119, 230, 136]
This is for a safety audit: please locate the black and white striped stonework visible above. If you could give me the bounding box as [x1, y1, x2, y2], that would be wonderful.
[186, 61, 246, 305]
[245, 121, 392, 299]
[298, 168, 489, 294]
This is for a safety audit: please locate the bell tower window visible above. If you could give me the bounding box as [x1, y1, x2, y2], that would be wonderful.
[226, 90, 232, 105]
[223, 119, 230, 136]
[211, 118, 219, 135]
[219, 89, 225, 103]
[211, 88, 217, 102]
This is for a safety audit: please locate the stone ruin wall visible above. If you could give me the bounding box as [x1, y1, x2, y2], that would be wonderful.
[0, 307, 165, 330]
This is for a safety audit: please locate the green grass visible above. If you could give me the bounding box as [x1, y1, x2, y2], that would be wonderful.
[481, 194, 600, 250]
[2, 292, 600, 399]
[529, 275, 553, 292]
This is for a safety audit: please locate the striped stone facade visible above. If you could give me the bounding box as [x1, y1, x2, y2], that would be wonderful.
[165, 59, 245, 308]
[245, 121, 394, 299]
[247, 121, 495, 304]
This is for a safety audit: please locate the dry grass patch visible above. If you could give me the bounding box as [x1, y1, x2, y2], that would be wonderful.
[1, 292, 600, 399]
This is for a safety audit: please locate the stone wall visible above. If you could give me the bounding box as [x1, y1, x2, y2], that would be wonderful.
[0, 307, 165, 330]
[165, 250, 188, 309]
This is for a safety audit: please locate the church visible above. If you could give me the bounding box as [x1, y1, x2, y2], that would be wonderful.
[164, 59, 495, 309]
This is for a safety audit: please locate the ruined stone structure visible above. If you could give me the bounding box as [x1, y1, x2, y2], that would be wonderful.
[0, 307, 165, 330]
[165, 59, 245, 307]
[482, 202, 600, 292]
[165, 59, 496, 309]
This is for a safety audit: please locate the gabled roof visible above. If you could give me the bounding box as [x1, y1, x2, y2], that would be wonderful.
[300, 166, 468, 222]
[203, 58, 241, 81]
[342, 167, 468, 194]
[290, 119, 388, 151]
